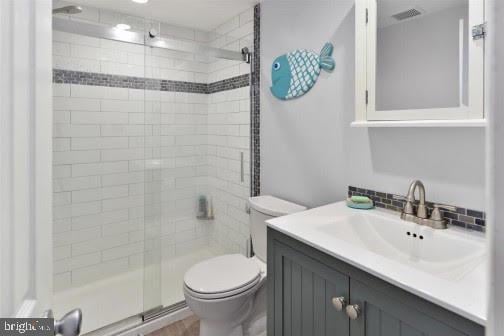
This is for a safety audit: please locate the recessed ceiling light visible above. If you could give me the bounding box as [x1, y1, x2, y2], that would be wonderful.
[115, 23, 131, 30]
[131, 0, 149, 3]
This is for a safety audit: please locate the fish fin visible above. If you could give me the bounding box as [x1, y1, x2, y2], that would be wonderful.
[320, 56, 335, 72]
[320, 43, 334, 57]
[320, 43, 335, 71]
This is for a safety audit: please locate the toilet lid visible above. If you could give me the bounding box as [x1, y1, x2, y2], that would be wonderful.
[184, 254, 261, 295]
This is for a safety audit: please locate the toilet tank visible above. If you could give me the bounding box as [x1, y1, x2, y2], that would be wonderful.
[248, 196, 306, 262]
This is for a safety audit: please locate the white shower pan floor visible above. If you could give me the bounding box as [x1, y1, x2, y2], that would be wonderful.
[53, 247, 220, 335]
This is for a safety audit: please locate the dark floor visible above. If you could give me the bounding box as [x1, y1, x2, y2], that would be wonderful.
[147, 315, 200, 336]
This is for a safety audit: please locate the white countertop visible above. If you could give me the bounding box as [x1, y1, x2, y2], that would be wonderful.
[267, 201, 487, 325]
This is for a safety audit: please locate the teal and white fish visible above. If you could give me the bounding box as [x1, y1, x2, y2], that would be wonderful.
[270, 43, 335, 100]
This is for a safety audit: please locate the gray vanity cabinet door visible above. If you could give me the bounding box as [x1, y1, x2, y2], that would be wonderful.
[349, 279, 481, 336]
[272, 243, 350, 336]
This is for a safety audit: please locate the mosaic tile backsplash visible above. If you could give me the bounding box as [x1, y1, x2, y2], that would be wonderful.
[348, 186, 486, 232]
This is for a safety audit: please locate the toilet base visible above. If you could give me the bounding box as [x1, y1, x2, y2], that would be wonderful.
[199, 320, 243, 336]
[197, 298, 253, 336]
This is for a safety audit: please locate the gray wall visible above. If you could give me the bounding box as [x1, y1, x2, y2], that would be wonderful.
[260, 0, 353, 207]
[260, 0, 485, 210]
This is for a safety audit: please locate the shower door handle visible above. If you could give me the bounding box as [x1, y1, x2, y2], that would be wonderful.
[240, 152, 245, 183]
[44, 309, 82, 336]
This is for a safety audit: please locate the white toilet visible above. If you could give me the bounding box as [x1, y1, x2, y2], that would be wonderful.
[183, 196, 306, 336]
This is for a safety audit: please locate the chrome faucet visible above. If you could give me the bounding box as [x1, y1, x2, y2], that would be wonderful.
[396, 180, 449, 229]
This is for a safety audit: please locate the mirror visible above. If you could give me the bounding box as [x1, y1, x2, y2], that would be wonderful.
[376, 0, 468, 111]
[354, 0, 484, 124]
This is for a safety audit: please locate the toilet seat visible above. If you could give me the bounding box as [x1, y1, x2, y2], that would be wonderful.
[184, 254, 262, 300]
[184, 276, 261, 300]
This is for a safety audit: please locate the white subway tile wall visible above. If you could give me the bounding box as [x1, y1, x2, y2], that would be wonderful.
[207, 87, 251, 254]
[52, 6, 254, 291]
[205, 10, 254, 255]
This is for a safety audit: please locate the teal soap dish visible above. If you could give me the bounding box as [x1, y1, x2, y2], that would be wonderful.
[346, 198, 375, 210]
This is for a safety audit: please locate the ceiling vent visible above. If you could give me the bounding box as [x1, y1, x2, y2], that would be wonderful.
[391, 8, 423, 21]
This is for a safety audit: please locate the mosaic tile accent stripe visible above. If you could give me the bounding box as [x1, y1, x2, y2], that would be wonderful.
[53, 69, 249, 95]
[208, 74, 250, 94]
[348, 186, 486, 232]
[251, 3, 261, 197]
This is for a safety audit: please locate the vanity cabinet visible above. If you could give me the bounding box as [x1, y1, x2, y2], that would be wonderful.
[350, 279, 472, 336]
[270, 238, 350, 335]
[267, 228, 484, 336]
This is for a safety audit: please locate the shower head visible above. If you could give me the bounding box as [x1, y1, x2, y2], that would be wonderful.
[52, 5, 83, 15]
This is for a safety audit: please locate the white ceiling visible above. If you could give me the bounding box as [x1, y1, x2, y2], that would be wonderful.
[378, 0, 466, 28]
[68, 0, 258, 31]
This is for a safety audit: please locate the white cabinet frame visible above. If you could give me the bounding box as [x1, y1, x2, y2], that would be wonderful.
[355, 0, 485, 124]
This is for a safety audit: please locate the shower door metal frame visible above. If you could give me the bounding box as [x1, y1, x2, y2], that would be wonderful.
[53, 18, 248, 62]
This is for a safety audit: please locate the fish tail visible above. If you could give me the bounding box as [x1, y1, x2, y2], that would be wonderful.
[320, 56, 335, 71]
[320, 42, 335, 72]
[320, 43, 334, 57]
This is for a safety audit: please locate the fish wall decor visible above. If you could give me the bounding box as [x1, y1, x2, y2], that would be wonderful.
[270, 42, 335, 100]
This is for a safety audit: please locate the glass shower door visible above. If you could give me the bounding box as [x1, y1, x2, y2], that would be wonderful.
[141, 24, 254, 311]
[51, 8, 162, 333]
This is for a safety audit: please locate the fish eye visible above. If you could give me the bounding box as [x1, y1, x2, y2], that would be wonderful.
[273, 62, 281, 71]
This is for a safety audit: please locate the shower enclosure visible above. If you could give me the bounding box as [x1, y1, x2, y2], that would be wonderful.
[51, 2, 258, 333]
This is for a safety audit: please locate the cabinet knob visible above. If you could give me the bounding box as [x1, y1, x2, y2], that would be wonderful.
[331, 297, 347, 311]
[345, 304, 361, 320]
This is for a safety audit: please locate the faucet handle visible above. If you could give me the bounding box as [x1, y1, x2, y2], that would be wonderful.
[430, 204, 457, 221]
[392, 195, 415, 215]
[433, 203, 457, 211]
[392, 195, 406, 201]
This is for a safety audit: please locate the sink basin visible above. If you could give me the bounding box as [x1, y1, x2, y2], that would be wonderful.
[316, 211, 485, 281]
